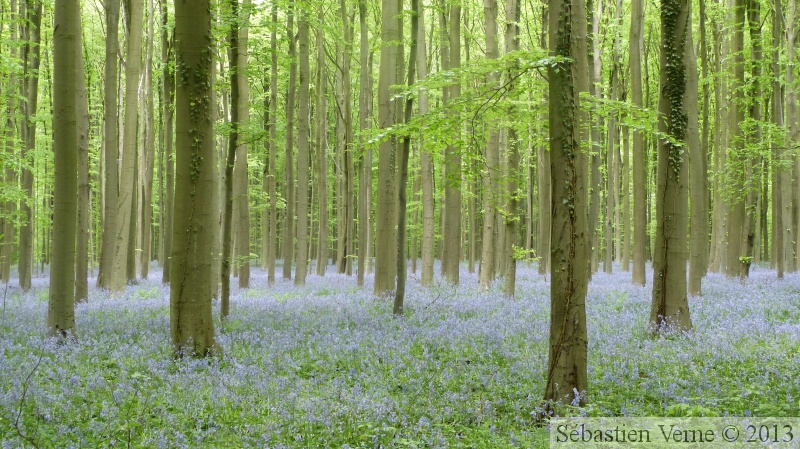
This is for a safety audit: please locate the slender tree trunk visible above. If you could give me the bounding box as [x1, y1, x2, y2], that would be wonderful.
[479, 0, 500, 291]
[267, 5, 278, 284]
[283, 10, 297, 281]
[171, 0, 217, 356]
[19, 0, 42, 292]
[1, 0, 19, 284]
[316, 14, 329, 277]
[737, 0, 763, 280]
[611, 0, 622, 267]
[650, 0, 692, 332]
[235, 0, 251, 288]
[443, 4, 462, 285]
[49, 0, 81, 337]
[588, 0, 603, 276]
[544, 0, 590, 406]
[394, 0, 418, 315]
[295, 7, 310, 286]
[221, 0, 240, 318]
[97, 0, 120, 290]
[357, 0, 371, 286]
[708, 15, 728, 273]
[789, 0, 800, 267]
[110, 0, 143, 292]
[503, 0, 521, 297]
[775, 0, 789, 277]
[621, 126, 630, 271]
[417, 2, 434, 288]
[374, 0, 402, 296]
[140, 0, 156, 279]
[75, 23, 90, 303]
[724, 0, 745, 278]
[687, 5, 705, 295]
[161, 0, 174, 284]
[699, 0, 710, 276]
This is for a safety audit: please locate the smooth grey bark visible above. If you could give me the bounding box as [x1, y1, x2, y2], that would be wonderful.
[97, 0, 120, 290]
[630, 0, 646, 285]
[479, 0, 500, 291]
[295, 8, 310, 286]
[49, 0, 81, 337]
[19, 0, 42, 292]
[76, 22, 90, 303]
[443, 4, 462, 285]
[374, 0, 401, 296]
[503, 0, 521, 297]
[161, 0, 174, 284]
[234, 0, 251, 288]
[316, 11, 328, 277]
[282, 9, 297, 281]
[221, 0, 240, 319]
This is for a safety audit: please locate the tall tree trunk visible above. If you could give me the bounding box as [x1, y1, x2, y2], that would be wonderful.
[295, 7, 310, 286]
[140, 0, 156, 279]
[544, 0, 590, 406]
[699, 0, 710, 276]
[394, 0, 418, 315]
[1, 0, 19, 284]
[221, 0, 240, 318]
[283, 10, 297, 281]
[588, 0, 603, 276]
[235, 0, 251, 288]
[443, 4, 462, 285]
[724, 0, 745, 278]
[161, 0, 174, 284]
[266, 5, 278, 284]
[171, 0, 217, 356]
[111, 0, 143, 292]
[316, 13, 329, 277]
[687, 2, 705, 295]
[610, 0, 622, 268]
[738, 0, 763, 280]
[97, 0, 120, 290]
[335, 0, 355, 276]
[75, 22, 90, 303]
[357, 0, 371, 287]
[775, 0, 790, 277]
[621, 126, 630, 271]
[19, 0, 42, 292]
[789, 0, 800, 267]
[479, 0, 500, 291]
[650, 0, 692, 332]
[708, 13, 728, 273]
[417, 1, 434, 288]
[374, 0, 402, 296]
[503, 0, 521, 297]
[49, 0, 81, 337]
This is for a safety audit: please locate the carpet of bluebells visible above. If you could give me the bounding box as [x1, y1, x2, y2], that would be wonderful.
[1, 261, 800, 448]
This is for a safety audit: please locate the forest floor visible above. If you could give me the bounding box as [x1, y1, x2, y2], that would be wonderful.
[1, 262, 799, 448]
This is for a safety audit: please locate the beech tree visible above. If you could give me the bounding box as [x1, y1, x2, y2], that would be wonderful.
[649, 0, 692, 332]
[48, 0, 81, 338]
[170, 0, 217, 356]
[544, 0, 590, 406]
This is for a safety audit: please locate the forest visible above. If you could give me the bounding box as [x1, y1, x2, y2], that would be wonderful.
[1, 0, 799, 446]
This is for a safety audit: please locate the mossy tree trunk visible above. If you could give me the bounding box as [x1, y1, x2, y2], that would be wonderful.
[171, 0, 217, 356]
[544, 0, 590, 406]
[649, 0, 692, 332]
